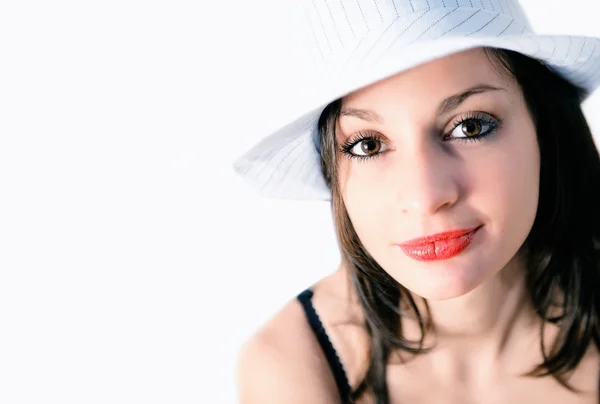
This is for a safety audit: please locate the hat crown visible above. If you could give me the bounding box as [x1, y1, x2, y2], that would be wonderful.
[304, 0, 533, 73]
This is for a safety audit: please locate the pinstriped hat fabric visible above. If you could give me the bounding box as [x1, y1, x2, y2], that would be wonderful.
[233, 0, 600, 201]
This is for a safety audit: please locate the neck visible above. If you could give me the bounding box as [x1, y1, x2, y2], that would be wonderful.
[400, 251, 547, 373]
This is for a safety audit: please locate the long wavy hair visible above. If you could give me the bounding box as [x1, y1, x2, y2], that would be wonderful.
[317, 48, 600, 403]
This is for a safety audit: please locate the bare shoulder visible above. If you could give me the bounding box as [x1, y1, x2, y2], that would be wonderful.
[236, 268, 371, 403]
[235, 291, 342, 403]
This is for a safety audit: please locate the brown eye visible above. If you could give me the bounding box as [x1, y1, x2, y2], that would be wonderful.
[446, 113, 501, 142]
[360, 139, 381, 155]
[461, 119, 482, 137]
[343, 135, 389, 159]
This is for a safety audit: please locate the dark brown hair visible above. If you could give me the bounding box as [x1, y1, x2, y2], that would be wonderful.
[317, 48, 600, 403]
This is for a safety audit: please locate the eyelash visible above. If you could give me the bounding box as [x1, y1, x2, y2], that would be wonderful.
[339, 111, 502, 161]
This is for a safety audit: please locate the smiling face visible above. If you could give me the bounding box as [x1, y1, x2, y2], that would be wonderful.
[336, 48, 540, 301]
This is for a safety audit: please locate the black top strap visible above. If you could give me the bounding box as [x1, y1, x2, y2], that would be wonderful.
[297, 288, 352, 403]
[299, 286, 600, 402]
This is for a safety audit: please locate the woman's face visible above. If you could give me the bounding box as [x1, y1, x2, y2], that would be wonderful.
[337, 48, 540, 301]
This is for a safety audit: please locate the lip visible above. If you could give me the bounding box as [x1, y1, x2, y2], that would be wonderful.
[396, 226, 482, 261]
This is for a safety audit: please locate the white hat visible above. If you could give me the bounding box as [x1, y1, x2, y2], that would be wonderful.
[233, 0, 600, 201]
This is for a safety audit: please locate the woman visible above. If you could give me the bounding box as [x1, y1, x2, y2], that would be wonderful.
[234, 1, 600, 402]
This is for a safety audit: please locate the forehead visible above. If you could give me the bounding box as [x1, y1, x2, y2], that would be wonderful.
[342, 48, 514, 108]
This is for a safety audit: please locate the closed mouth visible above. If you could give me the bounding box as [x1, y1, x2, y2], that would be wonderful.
[398, 227, 481, 246]
[396, 226, 482, 261]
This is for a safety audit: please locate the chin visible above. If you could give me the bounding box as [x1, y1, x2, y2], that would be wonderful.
[412, 281, 482, 301]
[388, 258, 494, 301]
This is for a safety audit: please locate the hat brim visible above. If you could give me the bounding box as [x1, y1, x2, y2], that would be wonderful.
[234, 33, 600, 201]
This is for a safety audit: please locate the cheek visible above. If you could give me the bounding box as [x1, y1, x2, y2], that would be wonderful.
[471, 124, 540, 251]
[339, 159, 392, 247]
[338, 154, 396, 189]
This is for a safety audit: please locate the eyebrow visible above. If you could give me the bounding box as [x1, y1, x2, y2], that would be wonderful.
[437, 84, 505, 116]
[339, 84, 505, 123]
[339, 107, 383, 123]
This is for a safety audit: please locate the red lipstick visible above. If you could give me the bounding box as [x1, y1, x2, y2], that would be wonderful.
[397, 227, 481, 261]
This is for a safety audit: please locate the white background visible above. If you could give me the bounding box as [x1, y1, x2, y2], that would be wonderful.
[0, 1, 598, 403]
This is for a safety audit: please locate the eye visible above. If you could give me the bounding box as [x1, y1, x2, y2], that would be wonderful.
[457, 119, 483, 137]
[444, 112, 501, 141]
[350, 138, 387, 156]
[340, 133, 390, 160]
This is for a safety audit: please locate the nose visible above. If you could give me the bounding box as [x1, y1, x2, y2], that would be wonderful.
[394, 141, 460, 216]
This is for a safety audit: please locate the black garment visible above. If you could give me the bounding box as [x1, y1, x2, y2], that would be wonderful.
[297, 288, 352, 403]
